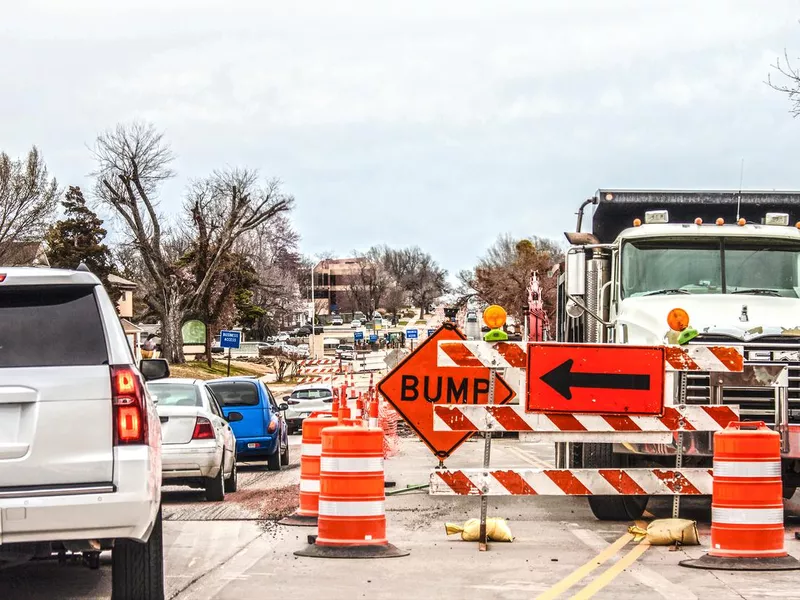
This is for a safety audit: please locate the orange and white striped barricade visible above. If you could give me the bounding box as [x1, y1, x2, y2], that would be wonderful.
[280, 415, 337, 527]
[295, 424, 408, 558]
[436, 341, 744, 373]
[433, 404, 740, 442]
[681, 421, 800, 571]
[431, 467, 714, 496]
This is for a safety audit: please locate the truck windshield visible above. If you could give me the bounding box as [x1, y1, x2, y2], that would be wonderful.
[622, 238, 800, 298]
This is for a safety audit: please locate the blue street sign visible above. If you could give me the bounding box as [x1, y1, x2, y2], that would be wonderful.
[354, 331, 364, 341]
[369, 334, 378, 343]
[427, 329, 436, 337]
[219, 330, 241, 349]
[406, 329, 419, 340]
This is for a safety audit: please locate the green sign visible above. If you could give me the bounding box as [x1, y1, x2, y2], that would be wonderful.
[182, 320, 207, 345]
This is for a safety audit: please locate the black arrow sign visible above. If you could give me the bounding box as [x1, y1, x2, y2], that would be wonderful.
[539, 359, 651, 400]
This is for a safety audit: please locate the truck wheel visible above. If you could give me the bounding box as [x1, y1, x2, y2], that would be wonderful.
[205, 460, 226, 502]
[582, 443, 648, 521]
[568, 442, 583, 468]
[112, 507, 165, 600]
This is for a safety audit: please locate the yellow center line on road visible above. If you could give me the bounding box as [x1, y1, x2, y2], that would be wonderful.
[534, 532, 634, 600]
[569, 539, 651, 600]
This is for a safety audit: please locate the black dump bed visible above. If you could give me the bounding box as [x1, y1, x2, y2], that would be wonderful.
[592, 189, 800, 243]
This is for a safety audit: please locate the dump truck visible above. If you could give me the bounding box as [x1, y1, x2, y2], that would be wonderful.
[557, 189, 800, 520]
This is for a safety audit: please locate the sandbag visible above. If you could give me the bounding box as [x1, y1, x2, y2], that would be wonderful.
[445, 518, 514, 542]
[628, 519, 700, 546]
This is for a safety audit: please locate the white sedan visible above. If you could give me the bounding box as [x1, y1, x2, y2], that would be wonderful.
[350, 319, 362, 328]
[283, 383, 335, 434]
[147, 378, 238, 502]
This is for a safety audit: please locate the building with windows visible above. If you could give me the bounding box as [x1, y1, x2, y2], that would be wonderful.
[310, 257, 367, 316]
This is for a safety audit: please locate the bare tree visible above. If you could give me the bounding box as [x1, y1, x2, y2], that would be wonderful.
[768, 49, 800, 116]
[461, 234, 561, 327]
[93, 122, 294, 362]
[400, 247, 448, 318]
[0, 146, 58, 262]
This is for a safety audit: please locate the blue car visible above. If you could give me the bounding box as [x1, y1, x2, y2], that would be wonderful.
[206, 377, 290, 470]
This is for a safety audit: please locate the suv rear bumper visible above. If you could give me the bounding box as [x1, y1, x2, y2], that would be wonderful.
[0, 446, 160, 545]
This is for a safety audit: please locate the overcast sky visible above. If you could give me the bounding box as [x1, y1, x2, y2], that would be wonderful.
[3, 1, 800, 276]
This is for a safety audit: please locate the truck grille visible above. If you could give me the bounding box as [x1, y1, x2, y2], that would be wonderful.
[685, 337, 800, 424]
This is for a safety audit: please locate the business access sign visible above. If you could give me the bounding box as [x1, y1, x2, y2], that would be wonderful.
[378, 325, 516, 459]
[527, 343, 665, 415]
[219, 330, 241, 349]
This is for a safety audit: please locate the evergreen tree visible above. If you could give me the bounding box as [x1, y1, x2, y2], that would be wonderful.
[46, 186, 115, 287]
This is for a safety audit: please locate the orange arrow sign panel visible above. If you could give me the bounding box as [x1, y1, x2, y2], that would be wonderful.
[377, 325, 516, 459]
[527, 343, 665, 415]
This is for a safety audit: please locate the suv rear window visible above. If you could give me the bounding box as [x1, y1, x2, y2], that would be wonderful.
[0, 285, 107, 368]
[207, 381, 260, 406]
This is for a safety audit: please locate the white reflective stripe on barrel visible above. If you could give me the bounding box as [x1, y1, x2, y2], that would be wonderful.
[302, 443, 322, 457]
[300, 478, 320, 493]
[712, 507, 784, 525]
[320, 456, 383, 473]
[713, 461, 781, 478]
[318, 500, 385, 517]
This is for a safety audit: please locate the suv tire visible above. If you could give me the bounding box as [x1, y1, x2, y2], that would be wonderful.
[583, 443, 648, 521]
[112, 507, 165, 600]
[224, 457, 238, 493]
[205, 460, 226, 502]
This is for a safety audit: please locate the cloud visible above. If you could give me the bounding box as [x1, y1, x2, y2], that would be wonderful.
[2, 1, 799, 274]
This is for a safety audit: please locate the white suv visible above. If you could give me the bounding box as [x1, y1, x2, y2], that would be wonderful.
[0, 267, 168, 598]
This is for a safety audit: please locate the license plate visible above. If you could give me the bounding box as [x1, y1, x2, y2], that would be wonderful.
[247, 443, 260, 449]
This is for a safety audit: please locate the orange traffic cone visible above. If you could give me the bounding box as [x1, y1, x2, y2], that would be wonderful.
[681, 421, 800, 571]
[295, 424, 408, 559]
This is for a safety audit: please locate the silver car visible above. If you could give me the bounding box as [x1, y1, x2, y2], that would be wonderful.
[284, 384, 335, 434]
[148, 378, 238, 501]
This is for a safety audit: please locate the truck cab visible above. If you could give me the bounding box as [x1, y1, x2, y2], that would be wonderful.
[557, 189, 800, 520]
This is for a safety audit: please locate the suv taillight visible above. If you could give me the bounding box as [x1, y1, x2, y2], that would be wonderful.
[192, 417, 215, 440]
[111, 366, 147, 445]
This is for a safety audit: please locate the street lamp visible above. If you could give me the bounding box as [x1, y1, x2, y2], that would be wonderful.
[309, 259, 323, 359]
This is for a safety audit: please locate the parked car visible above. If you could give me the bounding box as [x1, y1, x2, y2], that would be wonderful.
[336, 344, 356, 360]
[277, 332, 290, 342]
[0, 266, 169, 597]
[296, 324, 324, 336]
[466, 311, 478, 323]
[350, 319, 362, 328]
[206, 377, 290, 470]
[147, 379, 238, 501]
[330, 316, 344, 326]
[284, 384, 335, 433]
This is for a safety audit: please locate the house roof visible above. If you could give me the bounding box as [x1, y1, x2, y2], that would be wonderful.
[108, 273, 138, 289]
[121, 318, 143, 334]
[0, 241, 49, 267]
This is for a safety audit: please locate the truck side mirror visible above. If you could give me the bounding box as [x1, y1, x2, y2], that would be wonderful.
[566, 250, 586, 296]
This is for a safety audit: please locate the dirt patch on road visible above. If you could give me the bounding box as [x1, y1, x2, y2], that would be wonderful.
[226, 483, 300, 521]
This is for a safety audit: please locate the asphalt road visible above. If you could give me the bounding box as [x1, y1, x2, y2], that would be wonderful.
[4, 434, 800, 599]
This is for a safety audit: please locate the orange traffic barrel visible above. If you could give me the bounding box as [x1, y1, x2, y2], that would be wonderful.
[279, 416, 336, 527]
[681, 421, 799, 571]
[295, 425, 408, 559]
